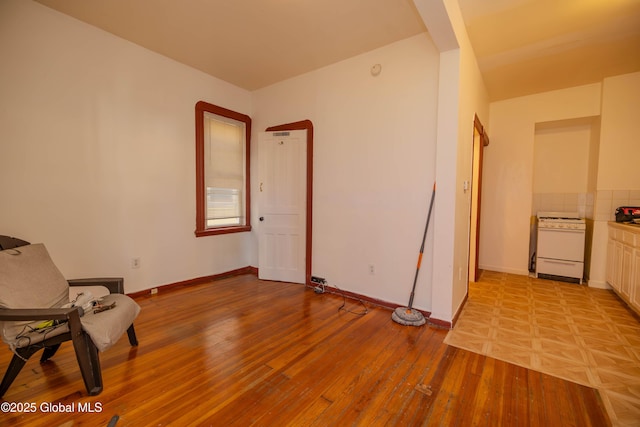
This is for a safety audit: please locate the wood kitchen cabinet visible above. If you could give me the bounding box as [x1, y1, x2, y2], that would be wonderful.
[632, 249, 640, 309]
[607, 223, 640, 315]
[606, 238, 616, 286]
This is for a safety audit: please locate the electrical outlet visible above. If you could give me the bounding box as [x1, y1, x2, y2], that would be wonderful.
[131, 257, 141, 269]
[150, 287, 158, 295]
[369, 264, 375, 275]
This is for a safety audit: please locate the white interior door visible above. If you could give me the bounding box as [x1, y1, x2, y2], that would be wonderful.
[258, 130, 307, 283]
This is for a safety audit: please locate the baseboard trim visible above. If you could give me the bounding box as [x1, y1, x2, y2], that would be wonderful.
[128, 266, 258, 298]
[478, 264, 530, 276]
[427, 317, 453, 329]
[312, 284, 440, 326]
[129, 268, 451, 329]
[587, 279, 611, 290]
[447, 292, 469, 329]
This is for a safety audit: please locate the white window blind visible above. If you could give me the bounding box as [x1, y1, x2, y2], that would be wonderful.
[203, 112, 246, 227]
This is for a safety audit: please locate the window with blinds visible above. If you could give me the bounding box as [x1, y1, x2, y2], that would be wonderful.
[195, 101, 251, 237]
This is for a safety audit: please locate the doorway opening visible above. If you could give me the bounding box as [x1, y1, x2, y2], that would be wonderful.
[468, 115, 489, 283]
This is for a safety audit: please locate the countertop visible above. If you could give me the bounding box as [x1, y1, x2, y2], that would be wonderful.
[609, 221, 640, 232]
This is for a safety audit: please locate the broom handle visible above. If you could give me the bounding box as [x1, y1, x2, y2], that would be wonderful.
[408, 183, 436, 309]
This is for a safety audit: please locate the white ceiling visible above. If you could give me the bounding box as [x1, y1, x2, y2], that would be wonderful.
[35, 0, 640, 101]
[458, 0, 640, 100]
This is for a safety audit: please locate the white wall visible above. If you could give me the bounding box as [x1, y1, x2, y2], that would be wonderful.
[446, 0, 490, 321]
[0, 0, 253, 293]
[415, 0, 490, 322]
[533, 124, 592, 194]
[483, 84, 602, 275]
[252, 34, 440, 311]
[484, 73, 640, 284]
[598, 72, 640, 191]
[589, 72, 640, 288]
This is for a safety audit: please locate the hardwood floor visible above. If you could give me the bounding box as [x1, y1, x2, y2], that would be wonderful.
[0, 274, 610, 426]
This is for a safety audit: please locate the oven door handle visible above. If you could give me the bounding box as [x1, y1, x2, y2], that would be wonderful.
[538, 228, 584, 233]
[542, 259, 578, 265]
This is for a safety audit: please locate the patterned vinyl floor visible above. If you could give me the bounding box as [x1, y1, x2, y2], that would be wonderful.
[444, 271, 640, 426]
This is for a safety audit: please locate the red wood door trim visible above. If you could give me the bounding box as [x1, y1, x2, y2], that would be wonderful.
[473, 114, 488, 280]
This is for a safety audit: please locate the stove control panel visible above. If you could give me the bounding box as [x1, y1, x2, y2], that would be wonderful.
[538, 221, 586, 230]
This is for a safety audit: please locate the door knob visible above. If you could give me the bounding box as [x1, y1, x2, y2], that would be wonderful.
[259, 217, 264, 222]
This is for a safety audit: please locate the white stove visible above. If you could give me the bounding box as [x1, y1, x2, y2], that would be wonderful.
[535, 212, 586, 283]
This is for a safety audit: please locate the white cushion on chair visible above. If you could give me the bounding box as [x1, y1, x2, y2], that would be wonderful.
[80, 294, 140, 352]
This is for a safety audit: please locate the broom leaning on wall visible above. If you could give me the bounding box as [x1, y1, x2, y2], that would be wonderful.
[392, 182, 435, 326]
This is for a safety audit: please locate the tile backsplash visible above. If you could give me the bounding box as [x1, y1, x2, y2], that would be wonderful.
[532, 192, 594, 218]
[594, 190, 640, 221]
[533, 190, 640, 220]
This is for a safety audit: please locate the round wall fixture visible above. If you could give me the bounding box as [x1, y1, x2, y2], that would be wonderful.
[370, 64, 382, 76]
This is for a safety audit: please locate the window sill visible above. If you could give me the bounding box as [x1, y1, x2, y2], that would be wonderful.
[195, 225, 252, 237]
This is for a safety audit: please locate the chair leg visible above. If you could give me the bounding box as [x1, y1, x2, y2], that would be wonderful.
[40, 344, 62, 362]
[0, 348, 37, 398]
[71, 330, 103, 396]
[126, 324, 138, 346]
